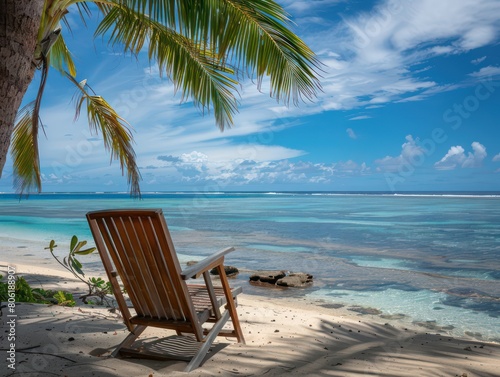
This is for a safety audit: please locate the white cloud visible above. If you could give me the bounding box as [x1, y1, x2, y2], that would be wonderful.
[135, 151, 371, 188]
[493, 153, 500, 162]
[349, 115, 371, 121]
[346, 128, 357, 139]
[386, 1, 500, 52]
[463, 142, 487, 168]
[375, 135, 425, 172]
[282, 0, 343, 15]
[434, 146, 466, 170]
[179, 151, 209, 164]
[472, 56, 487, 65]
[435, 142, 487, 170]
[461, 26, 497, 50]
[469, 65, 500, 78]
[307, 0, 500, 111]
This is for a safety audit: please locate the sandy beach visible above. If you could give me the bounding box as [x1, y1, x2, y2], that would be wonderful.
[2, 255, 500, 377]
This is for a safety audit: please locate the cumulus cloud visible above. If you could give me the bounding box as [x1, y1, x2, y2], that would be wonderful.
[145, 151, 370, 187]
[434, 146, 466, 170]
[434, 142, 487, 170]
[374, 135, 425, 172]
[493, 153, 500, 162]
[346, 128, 357, 139]
[179, 151, 209, 163]
[463, 142, 487, 168]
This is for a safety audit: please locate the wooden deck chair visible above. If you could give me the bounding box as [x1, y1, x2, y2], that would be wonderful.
[86, 209, 245, 372]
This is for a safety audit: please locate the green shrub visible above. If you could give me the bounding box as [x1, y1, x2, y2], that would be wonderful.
[0, 276, 76, 306]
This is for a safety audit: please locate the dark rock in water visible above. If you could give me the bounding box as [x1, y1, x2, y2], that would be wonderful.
[210, 265, 240, 277]
[319, 302, 345, 309]
[413, 320, 455, 332]
[465, 331, 483, 339]
[249, 270, 287, 285]
[380, 313, 407, 320]
[276, 273, 313, 287]
[348, 305, 382, 315]
[249, 270, 313, 288]
[186, 260, 198, 266]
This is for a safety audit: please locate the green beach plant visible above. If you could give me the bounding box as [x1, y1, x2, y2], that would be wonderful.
[0, 275, 76, 307]
[53, 290, 77, 307]
[45, 236, 115, 305]
[0, 275, 36, 303]
[0, 0, 321, 196]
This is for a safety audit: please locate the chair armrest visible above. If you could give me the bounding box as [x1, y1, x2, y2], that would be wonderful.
[181, 247, 235, 279]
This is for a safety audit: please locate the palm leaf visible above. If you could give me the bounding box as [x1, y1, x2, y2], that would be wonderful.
[95, 4, 238, 130]
[11, 102, 42, 194]
[66, 74, 142, 197]
[105, 0, 322, 104]
[204, 0, 322, 105]
[48, 32, 77, 77]
[39, 1, 99, 42]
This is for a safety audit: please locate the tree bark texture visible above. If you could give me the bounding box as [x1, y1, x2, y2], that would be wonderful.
[0, 0, 44, 179]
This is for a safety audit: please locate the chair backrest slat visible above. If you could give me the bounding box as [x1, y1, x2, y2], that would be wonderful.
[86, 209, 197, 323]
[105, 216, 157, 316]
[114, 215, 166, 318]
[140, 216, 186, 319]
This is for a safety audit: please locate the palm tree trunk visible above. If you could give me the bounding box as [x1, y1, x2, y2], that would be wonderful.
[0, 0, 44, 178]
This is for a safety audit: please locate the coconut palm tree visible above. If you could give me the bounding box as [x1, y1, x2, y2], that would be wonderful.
[0, 0, 321, 196]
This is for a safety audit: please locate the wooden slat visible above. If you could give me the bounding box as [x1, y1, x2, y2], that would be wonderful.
[140, 216, 184, 320]
[118, 215, 164, 319]
[99, 217, 146, 316]
[87, 216, 134, 332]
[129, 316, 200, 333]
[150, 212, 204, 340]
[98, 217, 148, 317]
[105, 217, 154, 317]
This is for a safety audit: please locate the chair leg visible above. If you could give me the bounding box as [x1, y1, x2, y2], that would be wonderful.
[184, 311, 230, 372]
[217, 266, 246, 344]
[111, 324, 147, 357]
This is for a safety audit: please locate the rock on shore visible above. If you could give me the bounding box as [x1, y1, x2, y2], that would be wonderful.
[249, 270, 313, 288]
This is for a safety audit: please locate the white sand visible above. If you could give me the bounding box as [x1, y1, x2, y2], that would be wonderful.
[1, 261, 499, 377]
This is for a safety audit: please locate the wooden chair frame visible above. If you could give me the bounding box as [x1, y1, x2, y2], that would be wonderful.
[86, 209, 245, 372]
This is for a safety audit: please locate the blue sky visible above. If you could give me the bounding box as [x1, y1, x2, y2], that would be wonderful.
[2, 0, 500, 193]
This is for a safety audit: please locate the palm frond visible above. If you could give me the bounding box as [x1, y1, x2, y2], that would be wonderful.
[106, 0, 322, 105]
[39, 1, 110, 44]
[95, 5, 238, 130]
[99, 0, 178, 28]
[66, 74, 142, 197]
[12, 102, 42, 195]
[202, 0, 322, 105]
[48, 32, 77, 77]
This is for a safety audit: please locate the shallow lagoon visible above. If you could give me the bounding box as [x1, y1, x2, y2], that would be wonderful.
[1, 192, 499, 342]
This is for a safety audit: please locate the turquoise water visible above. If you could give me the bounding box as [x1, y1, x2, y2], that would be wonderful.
[1, 192, 499, 342]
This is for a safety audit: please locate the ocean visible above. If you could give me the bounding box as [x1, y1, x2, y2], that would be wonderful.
[1, 192, 499, 342]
